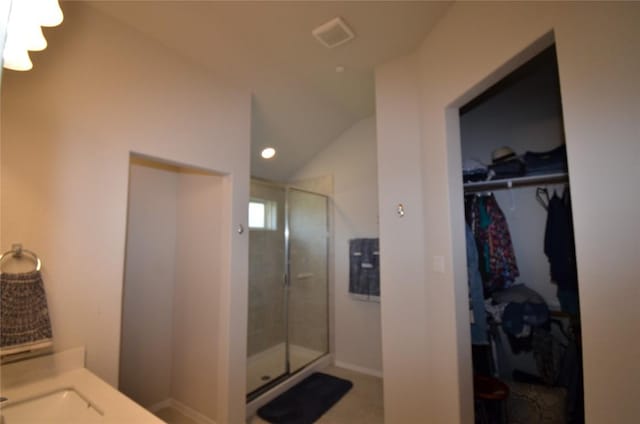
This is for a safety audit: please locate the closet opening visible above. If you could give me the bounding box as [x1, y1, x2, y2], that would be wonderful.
[120, 154, 229, 424]
[458, 45, 584, 424]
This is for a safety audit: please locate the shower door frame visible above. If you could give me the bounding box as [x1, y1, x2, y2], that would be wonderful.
[247, 181, 330, 401]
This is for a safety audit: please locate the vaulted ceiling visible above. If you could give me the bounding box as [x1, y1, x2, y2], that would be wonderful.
[87, 1, 452, 181]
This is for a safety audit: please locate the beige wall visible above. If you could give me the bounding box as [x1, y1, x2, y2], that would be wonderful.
[292, 116, 382, 375]
[375, 54, 429, 422]
[0, 3, 250, 422]
[376, 2, 640, 423]
[172, 170, 225, 419]
[120, 161, 178, 408]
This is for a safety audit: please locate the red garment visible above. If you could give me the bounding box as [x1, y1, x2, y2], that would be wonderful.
[468, 195, 519, 293]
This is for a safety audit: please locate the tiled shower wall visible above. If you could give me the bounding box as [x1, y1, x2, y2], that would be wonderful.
[247, 182, 286, 356]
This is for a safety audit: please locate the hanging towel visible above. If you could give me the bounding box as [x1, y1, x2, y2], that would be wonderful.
[1, 270, 53, 355]
[349, 238, 380, 298]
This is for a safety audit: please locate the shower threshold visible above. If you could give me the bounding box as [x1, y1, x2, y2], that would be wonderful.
[247, 343, 326, 400]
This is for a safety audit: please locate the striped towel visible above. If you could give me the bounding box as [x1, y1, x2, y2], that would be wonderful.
[1, 270, 53, 355]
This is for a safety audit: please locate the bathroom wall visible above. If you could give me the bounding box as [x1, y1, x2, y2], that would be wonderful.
[120, 160, 178, 408]
[171, 169, 225, 419]
[247, 181, 286, 357]
[375, 57, 428, 422]
[291, 116, 382, 375]
[376, 2, 640, 422]
[0, 3, 250, 422]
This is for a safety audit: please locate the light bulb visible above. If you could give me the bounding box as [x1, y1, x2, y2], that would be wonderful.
[8, 21, 47, 51]
[261, 147, 276, 159]
[3, 45, 33, 71]
[2, 0, 64, 71]
[5, 0, 46, 50]
[38, 0, 64, 27]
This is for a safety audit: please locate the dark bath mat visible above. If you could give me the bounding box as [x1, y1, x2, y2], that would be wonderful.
[257, 372, 353, 424]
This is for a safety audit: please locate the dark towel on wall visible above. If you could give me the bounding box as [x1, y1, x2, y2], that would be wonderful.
[349, 238, 380, 297]
[1, 270, 53, 355]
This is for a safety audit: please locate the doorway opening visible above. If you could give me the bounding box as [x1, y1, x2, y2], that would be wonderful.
[120, 154, 228, 424]
[457, 45, 584, 423]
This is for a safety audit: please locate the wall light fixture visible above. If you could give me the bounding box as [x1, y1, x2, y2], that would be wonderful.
[2, 0, 63, 71]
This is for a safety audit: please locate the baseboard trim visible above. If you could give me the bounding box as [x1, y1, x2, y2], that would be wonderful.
[148, 398, 216, 424]
[334, 360, 383, 378]
[148, 398, 173, 413]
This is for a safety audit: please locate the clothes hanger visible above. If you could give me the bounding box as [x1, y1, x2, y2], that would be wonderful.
[536, 187, 550, 211]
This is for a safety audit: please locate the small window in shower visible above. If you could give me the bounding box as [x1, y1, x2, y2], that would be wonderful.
[249, 199, 277, 230]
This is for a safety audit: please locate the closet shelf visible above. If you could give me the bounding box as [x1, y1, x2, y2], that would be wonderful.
[463, 172, 568, 193]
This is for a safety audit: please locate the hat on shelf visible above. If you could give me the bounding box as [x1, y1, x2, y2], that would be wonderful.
[492, 146, 517, 163]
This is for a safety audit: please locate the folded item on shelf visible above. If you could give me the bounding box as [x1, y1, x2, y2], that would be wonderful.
[463, 158, 488, 172]
[523, 145, 568, 175]
[488, 157, 526, 179]
[464, 169, 489, 182]
[463, 159, 489, 182]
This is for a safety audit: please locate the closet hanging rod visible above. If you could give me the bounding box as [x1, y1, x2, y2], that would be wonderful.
[0, 243, 42, 272]
[463, 172, 569, 194]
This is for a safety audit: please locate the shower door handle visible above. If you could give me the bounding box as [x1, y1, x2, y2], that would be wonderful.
[283, 273, 289, 287]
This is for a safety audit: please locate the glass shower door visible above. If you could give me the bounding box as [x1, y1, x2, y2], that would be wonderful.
[286, 188, 329, 373]
[246, 182, 329, 397]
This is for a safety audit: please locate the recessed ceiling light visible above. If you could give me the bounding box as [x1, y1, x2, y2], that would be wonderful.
[261, 147, 276, 159]
[335, 65, 345, 73]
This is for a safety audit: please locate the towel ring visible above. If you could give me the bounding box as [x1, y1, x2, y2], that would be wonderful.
[0, 244, 42, 272]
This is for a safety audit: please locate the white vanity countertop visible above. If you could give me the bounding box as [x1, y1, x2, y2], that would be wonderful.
[0, 347, 164, 423]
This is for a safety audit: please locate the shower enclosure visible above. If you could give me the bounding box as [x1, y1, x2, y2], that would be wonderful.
[247, 179, 329, 397]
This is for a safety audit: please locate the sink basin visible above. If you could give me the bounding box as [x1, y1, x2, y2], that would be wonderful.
[1, 388, 104, 423]
[1, 348, 162, 423]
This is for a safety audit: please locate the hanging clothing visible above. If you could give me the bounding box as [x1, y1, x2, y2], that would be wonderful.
[467, 195, 520, 293]
[466, 224, 488, 345]
[544, 188, 579, 314]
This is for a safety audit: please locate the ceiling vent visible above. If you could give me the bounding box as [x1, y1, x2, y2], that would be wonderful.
[312, 17, 355, 49]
